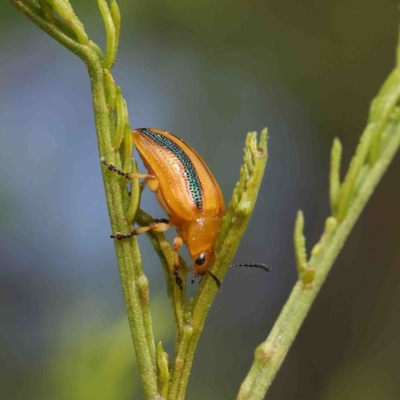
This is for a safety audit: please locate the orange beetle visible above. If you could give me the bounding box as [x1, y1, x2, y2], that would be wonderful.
[102, 128, 270, 288]
[103, 128, 225, 288]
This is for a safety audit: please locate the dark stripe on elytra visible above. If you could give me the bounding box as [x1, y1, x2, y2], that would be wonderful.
[141, 128, 203, 210]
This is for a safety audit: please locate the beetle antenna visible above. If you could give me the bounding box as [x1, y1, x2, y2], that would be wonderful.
[207, 270, 221, 289]
[230, 263, 271, 272]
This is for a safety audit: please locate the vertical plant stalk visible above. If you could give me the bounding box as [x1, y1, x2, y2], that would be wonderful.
[237, 26, 400, 400]
[167, 130, 269, 400]
[10, 1, 159, 398]
[136, 209, 188, 342]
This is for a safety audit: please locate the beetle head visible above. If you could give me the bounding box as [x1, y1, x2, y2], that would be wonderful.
[193, 249, 215, 275]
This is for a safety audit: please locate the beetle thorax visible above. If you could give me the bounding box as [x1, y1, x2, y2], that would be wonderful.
[175, 216, 222, 274]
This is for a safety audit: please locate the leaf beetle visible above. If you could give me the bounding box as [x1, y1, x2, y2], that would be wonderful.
[102, 128, 269, 289]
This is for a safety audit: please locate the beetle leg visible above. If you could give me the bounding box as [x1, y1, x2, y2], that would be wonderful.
[101, 158, 154, 180]
[111, 219, 172, 240]
[173, 237, 184, 290]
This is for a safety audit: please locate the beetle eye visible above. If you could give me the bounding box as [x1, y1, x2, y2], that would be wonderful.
[195, 253, 206, 265]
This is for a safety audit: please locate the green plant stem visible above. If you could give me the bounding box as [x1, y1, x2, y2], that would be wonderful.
[236, 109, 400, 400]
[168, 131, 268, 400]
[10, 1, 159, 398]
[80, 43, 160, 400]
[136, 209, 187, 340]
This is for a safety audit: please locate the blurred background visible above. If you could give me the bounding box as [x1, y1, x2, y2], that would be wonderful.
[1, 0, 400, 399]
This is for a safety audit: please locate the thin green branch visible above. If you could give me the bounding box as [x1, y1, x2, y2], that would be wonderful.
[168, 129, 269, 400]
[237, 41, 400, 400]
[98, 0, 119, 70]
[237, 120, 400, 399]
[84, 53, 159, 400]
[10, 1, 159, 398]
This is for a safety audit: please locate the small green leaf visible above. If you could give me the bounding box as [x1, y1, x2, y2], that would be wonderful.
[103, 69, 116, 110]
[111, 87, 125, 150]
[110, 0, 121, 61]
[122, 101, 133, 170]
[45, 0, 89, 44]
[157, 342, 170, 399]
[329, 138, 342, 216]
[324, 216, 337, 235]
[336, 123, 376, 221]
[98, 0, 118, 70]
[124, 158, 140, 224]
[294, 210, 307, 277]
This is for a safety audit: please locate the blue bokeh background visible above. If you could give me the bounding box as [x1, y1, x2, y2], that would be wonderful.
[1, 1, 400, 399]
